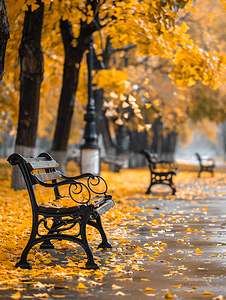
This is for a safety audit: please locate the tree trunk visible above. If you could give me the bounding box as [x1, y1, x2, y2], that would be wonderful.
[51, 19, 97, 173]
[115, 124, 128, 169]
[11, 1, 44, 190]
[167, 131, 178, 162]
[0, 0, 10, 81]
[151, 117, 163, 157]
[92, 50, 117, 170]
[222, 121, 226, 161]
[129, 130, 148, 168]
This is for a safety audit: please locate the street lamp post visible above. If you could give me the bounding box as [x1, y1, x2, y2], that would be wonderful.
[80, 41, 100, 175]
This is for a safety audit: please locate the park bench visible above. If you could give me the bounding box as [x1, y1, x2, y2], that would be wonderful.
[7, 152, 115, 270]
[102, 157, 125, 172]
[140, 149, 179, 195]
[195, 152, 215, 177]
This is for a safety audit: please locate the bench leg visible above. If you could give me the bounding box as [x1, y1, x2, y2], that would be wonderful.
[146, 187, 151, 195]
[16, 213, 99, 270]
[88, 215, 112, 249]
[172, 187, 176, 195]
[15, 227, 37, 269]
[146, 176, 176, 196]
[80, 213, 99, 269]
[146, 174, 153, 195]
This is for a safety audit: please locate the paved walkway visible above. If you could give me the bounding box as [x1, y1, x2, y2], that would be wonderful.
[1, 170, 226, 300]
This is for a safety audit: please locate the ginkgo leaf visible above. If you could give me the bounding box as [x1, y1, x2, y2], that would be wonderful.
[128, 95, 136, 102]
[112, 284, 122, 289]
[115, 118, 124, 125]
[21, 4, 28, 10]
[67, 260, 77, 267]
[120, 94, 127, 101]
[105, 110, 114, 117]
[195, 248, 203, 254]
[103, 101, 109, 108]
[138, 124, 144, 132]
[33, 294, 50, 298]
[122, 102, 130, 108]
[31, 3, 40, 12]
[110, 92, 118, 99]
[149, 257, 155, 261]
[165, 291, 174, 298]
[115, 291, 126, 296]
[145, 287, 156, 291]
[77, 283, 88, 290]
[207, 13, 219, 22]
[145, 104, 152, 109]
[143, 93, 150, 98]
[11, 292, 21, 299]
[203, 291, 213, 295]
[180, 22, 189, 32]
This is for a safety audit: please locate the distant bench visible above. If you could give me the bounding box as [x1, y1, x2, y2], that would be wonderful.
[195, 153, 215, 177]
[7, 152, 115, 270]
[140, 149, 179, 195]
[102, 157, 126, 172]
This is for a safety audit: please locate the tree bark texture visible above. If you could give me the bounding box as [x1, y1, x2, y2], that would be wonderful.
[150, 117, 163, 156]
[0, 0, 10, 81]
[11, 1, 44, 190]
[51, 18, 99, 171]
[161, 131, 177, 162]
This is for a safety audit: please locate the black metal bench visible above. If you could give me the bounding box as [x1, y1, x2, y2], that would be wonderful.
[195, 153, 215, 177]
[7, 152, 115, 270]
[140, 149, 179, 195]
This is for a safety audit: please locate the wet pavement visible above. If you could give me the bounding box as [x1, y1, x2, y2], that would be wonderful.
[1, 171, 226, 299]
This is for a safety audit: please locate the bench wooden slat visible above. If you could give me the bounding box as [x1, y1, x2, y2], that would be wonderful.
[95, 199, 115, 216]
[26, 158, 59, 170]
[34, 171, 62, 182]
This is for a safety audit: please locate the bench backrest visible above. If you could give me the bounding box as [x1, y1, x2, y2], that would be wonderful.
[7, 152, 61, 208]
[195, 153, 202, 165]
[140, 149, 158, 167]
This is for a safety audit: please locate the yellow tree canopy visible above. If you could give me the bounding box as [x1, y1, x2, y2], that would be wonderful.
[1, 0, 226, 141]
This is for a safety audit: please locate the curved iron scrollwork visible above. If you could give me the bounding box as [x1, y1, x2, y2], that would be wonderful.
[69, 181, 91, 204]
[87, 176, 108, 195]
[37, 216, 81, 237]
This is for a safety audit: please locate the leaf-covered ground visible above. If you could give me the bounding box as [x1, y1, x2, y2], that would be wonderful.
[1, 160, 226, 299]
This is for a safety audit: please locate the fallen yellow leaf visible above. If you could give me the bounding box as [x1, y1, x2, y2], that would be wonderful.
[112, 284, 122, 290]
[115, 291, 125, 296]
[145, 287, 156, 291]
[77, 282, 88, 290]
[195, 248, 203, 254]
[203, 291, 213, 295]
[185, 290, 194, 293]
[165, 291, 174, 298]
[11, 292, 21, 299]
[33, 294, 50, 298]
